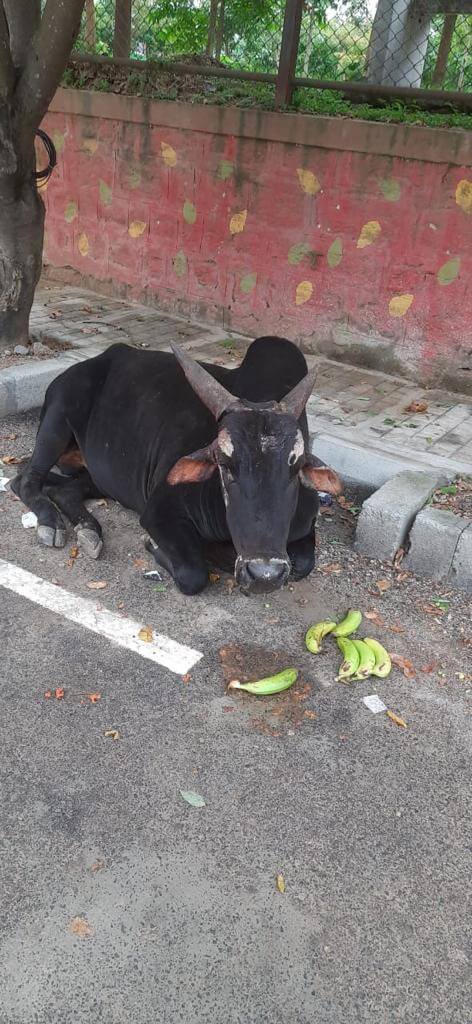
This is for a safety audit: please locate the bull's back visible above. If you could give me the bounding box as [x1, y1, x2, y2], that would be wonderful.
[57, 345, 216, 509]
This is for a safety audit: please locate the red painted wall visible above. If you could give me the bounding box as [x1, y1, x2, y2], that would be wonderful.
[43, 94, 472, 389]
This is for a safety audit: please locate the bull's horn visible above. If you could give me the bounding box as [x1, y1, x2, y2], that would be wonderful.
[281, 368, 317, 419]
[171, 343, 236, 420]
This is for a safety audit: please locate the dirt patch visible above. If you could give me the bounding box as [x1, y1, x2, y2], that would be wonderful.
[219, 642, 315, 737]
[65, 55, 238, 107]
[0, 336, 72, 371]
[431, 477, 472, 519]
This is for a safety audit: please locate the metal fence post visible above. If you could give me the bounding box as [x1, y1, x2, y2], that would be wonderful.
[114, 0, 132, 60]
[275, 0, 304, 106]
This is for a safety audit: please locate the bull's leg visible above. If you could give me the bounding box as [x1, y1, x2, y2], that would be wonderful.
[141, 496, 208, 596]
[45, 471, 104, 559]
[288, 534, 316, 580]
[11, 405, 74, 548]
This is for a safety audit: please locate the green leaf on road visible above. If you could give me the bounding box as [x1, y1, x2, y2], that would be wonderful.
[440, 484, 458, 495]
[383, 417, 396, 426]
[180, 790, 205, 808]
[432, 599, 450, 613]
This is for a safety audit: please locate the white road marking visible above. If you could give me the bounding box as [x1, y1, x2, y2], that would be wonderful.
[0, 559, 202, 675]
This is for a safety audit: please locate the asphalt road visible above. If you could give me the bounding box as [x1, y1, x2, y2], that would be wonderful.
[1, 411, 471, 1024]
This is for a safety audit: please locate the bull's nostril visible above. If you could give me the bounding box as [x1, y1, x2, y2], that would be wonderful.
[246, 559, 288, 583]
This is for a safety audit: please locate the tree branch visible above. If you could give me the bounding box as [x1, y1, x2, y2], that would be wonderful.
[16, 0, 85, 127]
[0, 1, 14, 99]
[4, 0, 41, 73]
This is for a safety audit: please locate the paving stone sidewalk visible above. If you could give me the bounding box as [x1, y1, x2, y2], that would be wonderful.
[3, 279, 472, 484]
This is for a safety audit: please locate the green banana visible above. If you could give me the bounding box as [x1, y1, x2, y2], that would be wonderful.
[352, 639, 376, 679]
[305, 620, 337, 654]
[228, 668, 298, 696]
[333, 609, 362, 637]
[336, 638, 360, 681]
[363, 638, 392, 679]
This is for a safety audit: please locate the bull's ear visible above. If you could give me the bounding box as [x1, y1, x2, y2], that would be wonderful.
[167, 446, 217, 486]
[299, 455, 342, 495]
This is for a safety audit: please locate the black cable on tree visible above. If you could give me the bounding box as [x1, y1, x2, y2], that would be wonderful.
[34, 129, 57, 185]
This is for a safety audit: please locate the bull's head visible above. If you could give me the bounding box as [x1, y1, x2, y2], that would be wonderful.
[167, 344, 341, 593]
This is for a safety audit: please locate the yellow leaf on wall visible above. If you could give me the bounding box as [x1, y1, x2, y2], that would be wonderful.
[357, 220, 381, 249]
[128, 220, 147, 238]
[78, 233, 89, 257]
[295, 280, 313, 306]
[455, 179, 472, 214]
[389, 294, 414, 317]
[229, 210, 247, 235]
[81, 138, 98, 155]
[161, 142, 177, 167]
[297, 168, 321, 195]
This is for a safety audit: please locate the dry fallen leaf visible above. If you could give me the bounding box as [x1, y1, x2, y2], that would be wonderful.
[133, 558, 148, 570]
[422, 603, 444, 616]
[69, 916, 93, 938]
[2, 433, 17, 441]
[391, 654, 416, 678]
[138, 626, 153, 643]
[88, 692, 101, 704]
[90, 859, 106, 873]
[303, 710, 318, 720]
[86, 580, 107, 590]
[182, 673, 192, 684]
[404, 400, 428, 414]
[276, 873, 286, 894]
[393, 547, 406, 568]
[318, 562, 342, 575]
[1, 455, 22, 465]
[55, 687, 65, 699]
[396, 571, 409, 582]
[376, 579, 392, 593]
[209, 572, 220, 584]
[44, 690, 52, 699]
[388, 624, 406, 634]
[421, 661, 439, 674]
[386, 710, 408, 728]
[365, 609, 385, 626]
[104, 729, 120, 740]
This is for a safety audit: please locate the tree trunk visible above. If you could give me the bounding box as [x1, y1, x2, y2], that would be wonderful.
[215, 0, 225, 60]
[0, 178, 44, 349]
[366, 0, 431, 88]
[0, 0, 85, 350]
[207, 0, 219, 57]
[0, 108, 44, 351]
[431, 13, 457, 87]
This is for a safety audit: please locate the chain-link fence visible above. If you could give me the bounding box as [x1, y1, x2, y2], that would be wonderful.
[74, 1, 472, 100]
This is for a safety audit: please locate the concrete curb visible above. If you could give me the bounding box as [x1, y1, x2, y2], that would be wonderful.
[355, 470, 448, 562]
[309, 428, 472, 489]
[404, 506, 470, 581]
[0, 345, 105, 417]
[354, 470, 472, 591]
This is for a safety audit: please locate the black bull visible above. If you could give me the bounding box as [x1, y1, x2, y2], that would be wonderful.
[12, 336, 341, 595]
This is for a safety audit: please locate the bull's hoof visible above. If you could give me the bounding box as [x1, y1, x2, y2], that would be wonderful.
[37, 524, 66, 548]
[75, 526, 103, 560]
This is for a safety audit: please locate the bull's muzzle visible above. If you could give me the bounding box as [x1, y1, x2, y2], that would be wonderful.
[235, 556, 291, 594]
